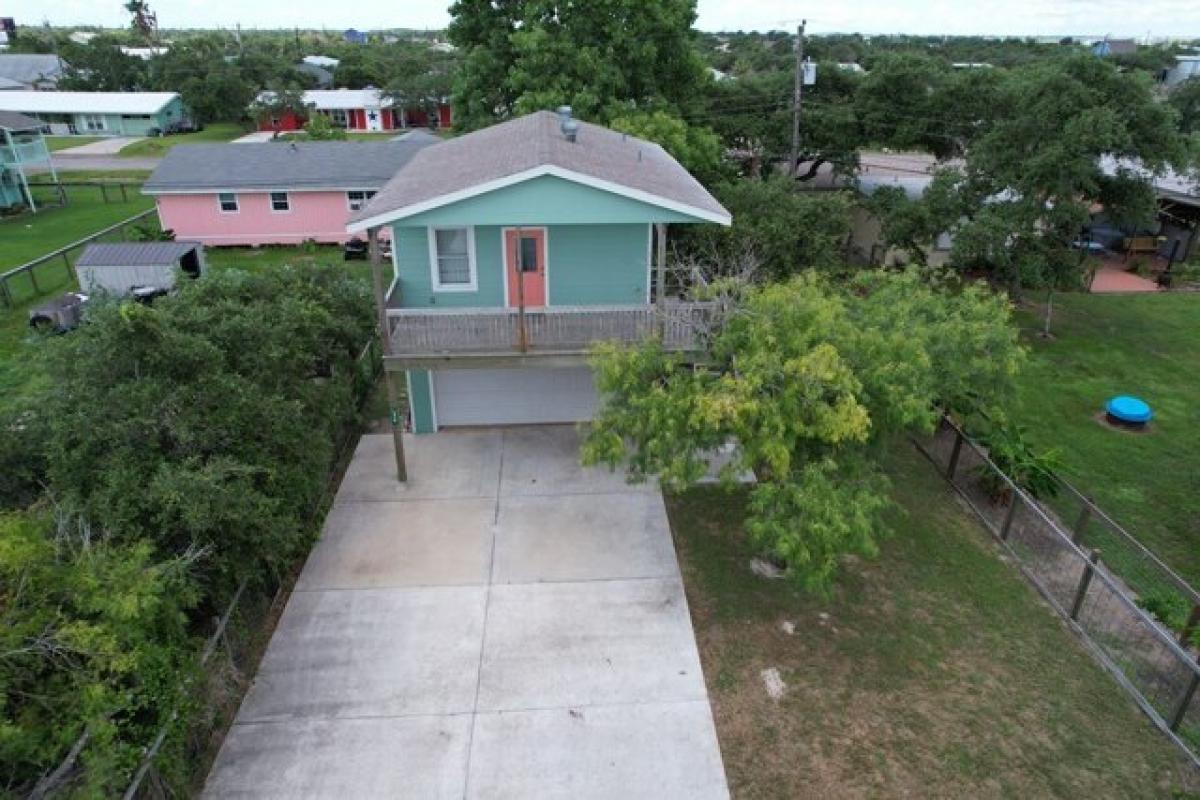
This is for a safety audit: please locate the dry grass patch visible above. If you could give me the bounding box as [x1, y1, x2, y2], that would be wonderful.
[667, 446, 1198, 799]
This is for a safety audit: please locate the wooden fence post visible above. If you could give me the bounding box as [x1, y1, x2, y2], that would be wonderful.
[1000, 493, 1022, 541]
[62, 251, 73, 284]
[119, 183, 128, 203]
[1179, 604, 1200, 649]
[27, 265, 39, 296]
[945, 427, 964, 481]
[1171, 661, 1200, 732]
[1071, 500, 1093, 546]
[1070, 549, 1101, 621]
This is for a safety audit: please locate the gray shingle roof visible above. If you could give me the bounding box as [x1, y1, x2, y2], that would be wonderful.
[350, 111, 730, 227]
[76, 241, 202, 268]
[0, 110, 45, 131]
[0, 54, 64, 86]
[143, 138, 437, 193]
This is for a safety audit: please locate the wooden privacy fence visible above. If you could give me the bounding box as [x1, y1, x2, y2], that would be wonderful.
[915, 417, 1200, 767]
[0, 208, 157, 309]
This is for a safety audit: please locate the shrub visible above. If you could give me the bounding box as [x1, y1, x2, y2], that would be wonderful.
[972, 417, 1062, 502]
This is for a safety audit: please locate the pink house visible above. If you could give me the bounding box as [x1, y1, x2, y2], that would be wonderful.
[142, 133, 438, 246]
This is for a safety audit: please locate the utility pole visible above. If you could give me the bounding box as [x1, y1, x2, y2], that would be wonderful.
[789, 19, 806, 177]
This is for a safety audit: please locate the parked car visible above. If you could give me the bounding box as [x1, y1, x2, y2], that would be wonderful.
[344, 237, 392, 261]
[28, 292, 88, 332]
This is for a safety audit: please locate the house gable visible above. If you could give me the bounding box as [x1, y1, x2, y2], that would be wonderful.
[375, 173, 712, 229]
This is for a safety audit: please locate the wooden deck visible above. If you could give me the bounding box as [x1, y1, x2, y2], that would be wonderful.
[385, 302, 714, 365]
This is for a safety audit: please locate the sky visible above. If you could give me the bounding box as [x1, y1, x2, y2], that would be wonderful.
[8, 0, 1200, 38]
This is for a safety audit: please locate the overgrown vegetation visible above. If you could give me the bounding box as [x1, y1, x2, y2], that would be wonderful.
[0, 265, 373, 795]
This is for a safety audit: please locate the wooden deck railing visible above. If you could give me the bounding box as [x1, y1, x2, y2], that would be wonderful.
[386, 302, 715, 357]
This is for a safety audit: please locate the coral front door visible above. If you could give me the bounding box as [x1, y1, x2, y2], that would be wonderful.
[505, 227, 547, 308]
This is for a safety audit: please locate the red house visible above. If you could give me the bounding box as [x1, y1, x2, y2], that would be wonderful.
[255, 89, 452, 134]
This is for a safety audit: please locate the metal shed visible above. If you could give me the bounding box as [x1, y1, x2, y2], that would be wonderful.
[74, 241, 205, 296]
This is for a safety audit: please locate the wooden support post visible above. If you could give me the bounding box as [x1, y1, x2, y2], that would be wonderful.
[945, 428, 964, 480]
[655, 223, 667, 337]
[1070, 549, 1101, 621]
[515, 226, 528, 352]
[62, 251, 72, 284]
[368, 227, 407, 483]
[28, 264, 40, 296]
[119, 183, 128, 203]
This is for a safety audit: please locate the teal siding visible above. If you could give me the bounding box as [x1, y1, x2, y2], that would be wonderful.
[392, 222, 652, 309]
[394, 225, 505, 308]
[71, 97, 185, 136]
[407, 369, 436, 434]
[397, 175, 706, 227]
[0, 167, 22, 209]
[548, 224, 649, 305]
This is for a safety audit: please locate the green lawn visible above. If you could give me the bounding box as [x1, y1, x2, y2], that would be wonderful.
[668, 446, 1198, 798]
[118, 123, 247, 157]
[43, 136, 105, 152]
[1011, 293, 1200, 586]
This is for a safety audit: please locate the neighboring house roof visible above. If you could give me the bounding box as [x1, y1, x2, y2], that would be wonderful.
[0, 77, 23, 90]
[303, 55, 340, 68]
[76, 241, 202, 268]
[120, 46, 169, 60]
[143, 139, 438, 193]
[0, 90, 179, 115]
[255, 88, 392, 111]
[349, 110, 731, 230]
[0, 110, 46, 130]
[296, 62, 333, 87]
[0, 54, 64, 87]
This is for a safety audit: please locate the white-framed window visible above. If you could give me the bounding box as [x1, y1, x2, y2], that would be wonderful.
[270, 192, 290, 212]
[81, 114, 106, 132]
[346, 189, 376, 211]
[427, 226, 477, 291]
[217, 192, 239, 213]
[329, 109, 348, 128]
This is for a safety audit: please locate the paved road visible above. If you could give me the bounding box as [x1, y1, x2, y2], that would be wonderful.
[202, 426, 729, 799]
[24, 155, 163, 174]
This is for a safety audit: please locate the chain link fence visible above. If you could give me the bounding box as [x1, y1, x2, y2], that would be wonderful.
[914, 417, 1200, 767]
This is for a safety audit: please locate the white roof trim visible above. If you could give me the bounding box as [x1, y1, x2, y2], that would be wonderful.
[347, 164, 731, 232]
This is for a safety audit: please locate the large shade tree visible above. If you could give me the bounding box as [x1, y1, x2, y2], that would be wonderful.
[447, 0, 708, 129]
[583, 269, 1023, 593]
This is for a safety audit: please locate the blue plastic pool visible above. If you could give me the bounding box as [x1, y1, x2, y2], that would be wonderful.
[1105, 395, 1152, 424]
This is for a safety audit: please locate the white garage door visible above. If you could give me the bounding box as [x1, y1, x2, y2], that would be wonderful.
[433, 367, 599, 427]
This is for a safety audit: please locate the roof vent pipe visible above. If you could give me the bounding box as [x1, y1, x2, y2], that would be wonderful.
[562, 118, 579, 143]
[557, 105, 572, 129]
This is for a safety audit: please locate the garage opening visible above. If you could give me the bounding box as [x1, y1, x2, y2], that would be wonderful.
[432, 367, 598, 428]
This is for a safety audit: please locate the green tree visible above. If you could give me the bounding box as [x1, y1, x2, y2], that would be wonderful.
[863, 168, 965, 266]
[582, 269, 1023, 593]
[609, 110, 725, 185]
[302, 113, 348, 140]
[679, 176, 853, 278]
[950, 54, 1185, 317]
[57, 39, 147, 91]
[1169, 78, 1200, 135]
[447, 0, 708, 129]
[148, 36, 255, 122]
[0, 511, 199, 796]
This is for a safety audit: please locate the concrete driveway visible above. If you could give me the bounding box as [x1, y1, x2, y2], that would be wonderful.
[203, 426, 728, 799]
[52, 136, 144, 155]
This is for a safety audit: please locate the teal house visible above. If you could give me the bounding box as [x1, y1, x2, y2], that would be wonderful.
[0, 91, 187, 137]
[0, 111, 56, 212]
[348, 109, 730, 438]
